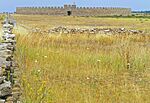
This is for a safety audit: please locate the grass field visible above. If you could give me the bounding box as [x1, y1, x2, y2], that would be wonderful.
[15, 15, 150, 30]
[13, 15, 150, 103]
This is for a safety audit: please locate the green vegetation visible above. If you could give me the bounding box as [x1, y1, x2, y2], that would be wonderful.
[13, 15, 150, 103]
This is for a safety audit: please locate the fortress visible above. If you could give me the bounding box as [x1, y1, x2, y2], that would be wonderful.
[16, 4, 131, 16]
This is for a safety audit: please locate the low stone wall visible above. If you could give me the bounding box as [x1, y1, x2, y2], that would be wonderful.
[31, 26, 144, 35]
[0, 15, 21, 103]
[18, 23, 146, 36]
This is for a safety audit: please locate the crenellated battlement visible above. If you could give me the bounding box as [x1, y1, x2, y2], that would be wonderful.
[17, 5, 131, 10]
[16, 4, 131, 16]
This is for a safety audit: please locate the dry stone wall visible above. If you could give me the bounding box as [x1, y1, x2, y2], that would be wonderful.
[16, 4, 131, 16]
[0, 15, 21, 103]
[47, 27, 145, 35]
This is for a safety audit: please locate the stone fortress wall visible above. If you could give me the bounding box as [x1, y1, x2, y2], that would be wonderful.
[16, 4, 131, 16]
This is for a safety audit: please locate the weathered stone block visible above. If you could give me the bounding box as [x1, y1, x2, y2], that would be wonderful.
[0, 81, 12, 97]
[0, 58, 12, 67]
[2, 39, 16, 44]
[3, 24, 13, 29]
[2, 34, 15, 40]
[0, 55, 13, 60]
[0, 99, 5, 103]
[0, 77, 6, 84]
[0, 43, 15, 51]
[0, 50, 13, 55]
[2, 30, 12, 34]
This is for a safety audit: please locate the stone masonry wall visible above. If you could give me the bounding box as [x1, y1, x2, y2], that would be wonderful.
[0, 15, 21, 103]
[16, 7, 66, 16]
[16, 5, 131, 16]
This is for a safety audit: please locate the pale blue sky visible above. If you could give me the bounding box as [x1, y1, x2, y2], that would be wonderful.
[0, 0, 149, 12]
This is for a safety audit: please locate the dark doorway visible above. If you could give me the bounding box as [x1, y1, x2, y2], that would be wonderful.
[67, 11, 72, 16]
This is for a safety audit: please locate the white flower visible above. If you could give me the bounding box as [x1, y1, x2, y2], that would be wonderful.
[87, 77, 90, 80]
[37, 69, 41, 72]
[44, 56, 48, 58]
[35, 60, 38, 63]
[97, 59, 101, 62]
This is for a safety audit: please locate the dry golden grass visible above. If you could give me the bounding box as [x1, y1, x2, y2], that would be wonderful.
[13, 15, 150, 103]
[14, 14, 150, 30]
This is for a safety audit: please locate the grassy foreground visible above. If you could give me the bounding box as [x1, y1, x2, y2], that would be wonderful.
[13, 15, 150, 103]
[15, 33, 150, 103]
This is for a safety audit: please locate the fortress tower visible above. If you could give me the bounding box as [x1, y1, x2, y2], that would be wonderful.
[64, 4, 76, 16]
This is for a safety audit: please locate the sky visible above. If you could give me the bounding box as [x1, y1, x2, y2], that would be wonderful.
[0, 0, 149, 12]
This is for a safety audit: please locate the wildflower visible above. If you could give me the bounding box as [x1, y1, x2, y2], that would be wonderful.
[87, 77, 90, 80]
[37, 69, 41, 72]
[35, 60, 38, 63]
[97, 59, 101, 62]
[44, 55, 48, 58]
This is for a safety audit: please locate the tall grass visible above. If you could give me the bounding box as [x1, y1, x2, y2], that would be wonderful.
[15, 31, 150, 103]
